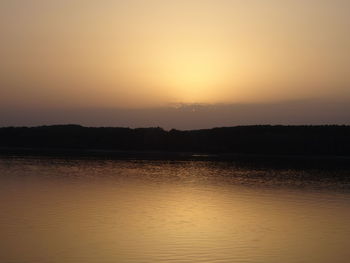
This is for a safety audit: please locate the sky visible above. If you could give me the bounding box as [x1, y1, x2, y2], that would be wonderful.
[0, 0, 349, 128]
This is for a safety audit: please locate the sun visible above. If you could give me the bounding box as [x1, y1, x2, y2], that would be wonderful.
[155, 49, 230, 103]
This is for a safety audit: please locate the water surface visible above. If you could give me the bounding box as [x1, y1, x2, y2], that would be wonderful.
[0, 157, 350, 263]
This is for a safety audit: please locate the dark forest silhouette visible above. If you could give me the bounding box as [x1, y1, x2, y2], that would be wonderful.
[1, 125, 350, 156]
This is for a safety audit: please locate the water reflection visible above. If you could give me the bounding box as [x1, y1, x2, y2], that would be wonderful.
[0, 157, 350, 263]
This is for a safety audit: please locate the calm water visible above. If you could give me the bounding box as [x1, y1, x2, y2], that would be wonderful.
[0, 157, 350, 263]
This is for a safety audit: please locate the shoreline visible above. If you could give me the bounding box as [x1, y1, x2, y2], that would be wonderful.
[1, 147, 350, 169]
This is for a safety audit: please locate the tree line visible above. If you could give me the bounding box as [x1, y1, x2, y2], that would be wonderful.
[0, 125, 350, 156]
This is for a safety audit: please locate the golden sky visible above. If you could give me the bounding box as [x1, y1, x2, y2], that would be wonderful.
[1, 0, 349, 109]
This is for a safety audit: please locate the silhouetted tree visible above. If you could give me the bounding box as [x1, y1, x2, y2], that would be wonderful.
[0, 125, 350, 156]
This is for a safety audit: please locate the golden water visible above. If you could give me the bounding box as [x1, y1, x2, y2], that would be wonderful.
[0, 158, 349, 263]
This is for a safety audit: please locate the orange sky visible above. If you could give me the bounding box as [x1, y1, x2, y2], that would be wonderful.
[1, 0, 349, 111]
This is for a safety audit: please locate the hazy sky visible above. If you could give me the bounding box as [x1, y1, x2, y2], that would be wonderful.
[0, 0, 349, 127]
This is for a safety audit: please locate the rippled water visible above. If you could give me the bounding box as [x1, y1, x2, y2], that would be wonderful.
[0, 157, 350, 263]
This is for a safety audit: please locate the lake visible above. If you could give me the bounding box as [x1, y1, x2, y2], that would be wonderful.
[0, 157, 349, 263]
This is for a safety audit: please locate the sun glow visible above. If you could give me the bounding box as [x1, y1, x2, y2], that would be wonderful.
[152, 47, 233, 103]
